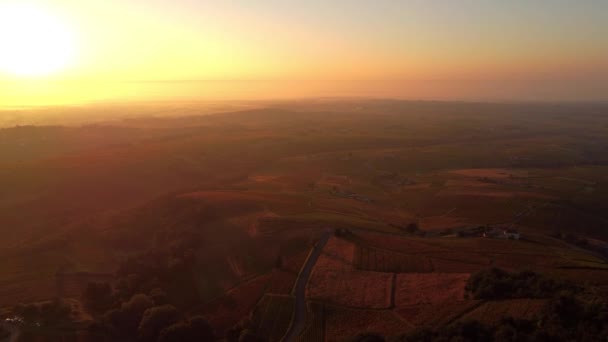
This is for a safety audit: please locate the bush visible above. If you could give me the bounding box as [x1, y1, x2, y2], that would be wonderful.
[103, 293, 154, 337]
[13, 303, 40, 321]
[400, 293, 608, 342]
[466, 268, 577, 299]
[12, 300, 72, 325]
[137, 305, 180, 342]
[401, 320, 492, 341]
[122, 294, 155, 316]
[405, 223, 419, 234]
[39, 300, 72, 324]
[158, 316, 215, 342]
[149, 288, 168, 305]
[83, 282, 112, 312]
[352, 332, 385, 341]
[0, 326, 10, 339]
[226, 318, 253, 342]
[238, 329, 265, 342]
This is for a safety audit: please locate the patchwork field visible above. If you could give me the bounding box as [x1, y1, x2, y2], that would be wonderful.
[306, 238, 394, 309]
[458, 299, 547, 325]
[395, 300, 482, 327]
[355, 246, 433, 273]
[296, 301, 325, 342]
[197, 274, 273, 335]
[394, 273, 469, 306]
[324, 305, 410, 342]
[1, 100, 607, 340]
[251, 294, 295, 342]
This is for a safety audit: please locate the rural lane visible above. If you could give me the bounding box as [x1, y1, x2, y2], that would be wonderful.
[283, 230, 331, 342]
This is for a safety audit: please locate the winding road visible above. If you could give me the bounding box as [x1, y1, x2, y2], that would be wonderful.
[283, 231, 331, 342]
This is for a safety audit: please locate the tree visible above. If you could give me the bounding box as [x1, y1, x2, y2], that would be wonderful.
[405, 223, 418, 234]
[122, 294, 155, 318]
[226, 318, 252, 342]
[39, 300, 72, 325]
[352, 332, 385, 341]
[0, 326, 9, 339]
[238, 329, 265, 342]
[12, 300, 72, 325]
[149, 288, 168, 305]
[104, 293, 154, 337]
[158, 316, 215, 342]
[466, 268, 577, 300]
[83, 282, 112, 312]
[13, 303, 40, 321]
[396, 327, 434, 341]
[275, 255, 284, 269]
[137, 305, 180, 342]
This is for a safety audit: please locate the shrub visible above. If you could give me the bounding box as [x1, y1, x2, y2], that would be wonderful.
[137, 305, 180, 342]
[12, 300, 72, 325]
[400, 320, 492, 341]
[238, 329, 265, 342]
[103, 293, 154, 337]
[352, 332, 385, 341]
[83, 282, 112, 312]
[158, 316, 215, 342]
[400, 292, 608, 342]
[0, 327, 9, 339]
[405, 223, 419, 234]
[466, 268, 577, 299]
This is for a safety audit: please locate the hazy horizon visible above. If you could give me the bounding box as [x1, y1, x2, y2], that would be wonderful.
[1, 0, 607, 106]
[3, 79, 608, 109]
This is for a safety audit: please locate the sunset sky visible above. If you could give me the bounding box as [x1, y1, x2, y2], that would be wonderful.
[1, 0, 607, 106]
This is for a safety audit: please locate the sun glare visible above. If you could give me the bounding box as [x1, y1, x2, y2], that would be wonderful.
[0, 4, 76, 78]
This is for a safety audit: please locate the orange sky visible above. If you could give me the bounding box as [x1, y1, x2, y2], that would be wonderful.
[1, 0, 607, 106]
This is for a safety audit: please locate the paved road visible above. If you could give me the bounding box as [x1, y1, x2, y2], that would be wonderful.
[283, 231, 331, 342]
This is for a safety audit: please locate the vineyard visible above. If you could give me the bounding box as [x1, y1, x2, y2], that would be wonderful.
[394, 273, 470, 306]
[396, 301, 482, 327]
[356, 232, 446, 254]
[324, 305, 412, 341]
[307, 237, 393, 308]
[355, 245, 433, 272]
[428, 257, 487, 273]
[267, 269, 297, 295]
[489, 253, 561, 271]
[296, 301, 325, 342]
[459, 299, 546, 324]
[199, 274, 272, 335]
[251, 294, 295, 342]
[312, 237, 356, 271]
[307, 269, 393, 309]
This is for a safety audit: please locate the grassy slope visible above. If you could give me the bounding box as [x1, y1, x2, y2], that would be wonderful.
[0, 100, 607, 335]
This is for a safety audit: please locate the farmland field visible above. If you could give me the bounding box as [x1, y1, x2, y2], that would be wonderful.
[296, 301, 325, 342]
[458, 299, 547, 325]
[394, 273, 470, 306]
[307, 270, 394, 309]
[395, 300, 482, 327]
[251, 294, 295, 342]
[354, 246, 433, 273]
[307, 237, 394, 309]
[324, 305, 411, 341]
[196, 274, 272, 335]
[1, 100, 607, 340]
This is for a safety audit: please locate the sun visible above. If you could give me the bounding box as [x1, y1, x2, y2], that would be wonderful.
[0, 4, 76, 78]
